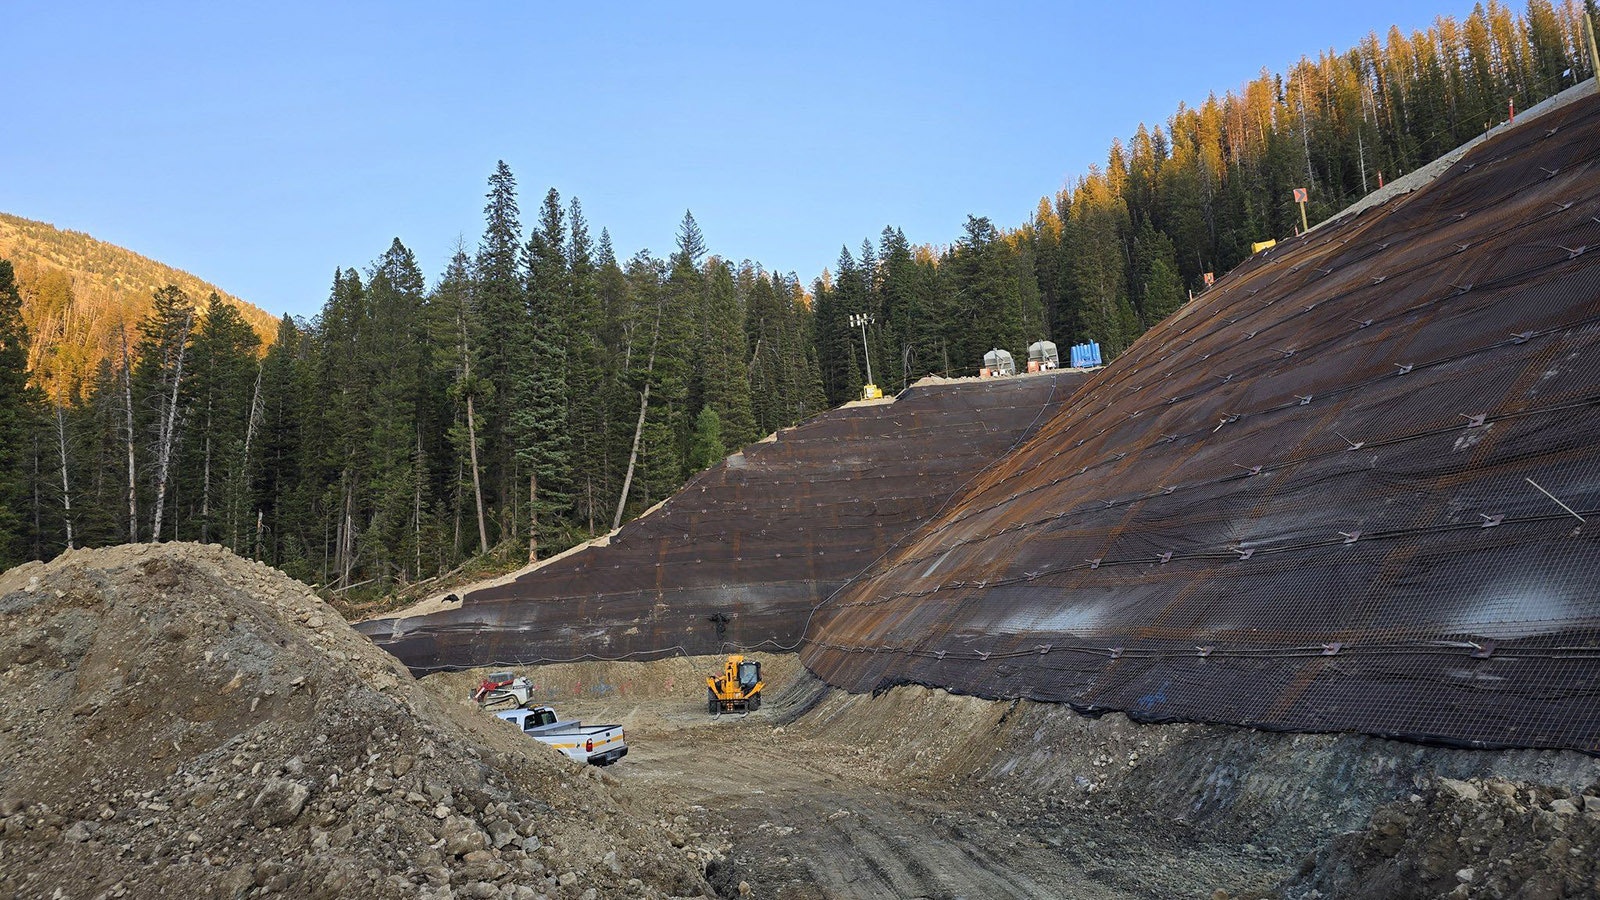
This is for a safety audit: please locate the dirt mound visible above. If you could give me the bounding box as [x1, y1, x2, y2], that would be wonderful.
[426, 655, 808, 709]
[0, 543, 712, 900]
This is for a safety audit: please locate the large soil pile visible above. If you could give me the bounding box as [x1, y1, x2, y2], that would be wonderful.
[0, 544, 713, 900]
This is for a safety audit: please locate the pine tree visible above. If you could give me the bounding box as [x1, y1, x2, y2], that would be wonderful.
[254, 314, 311, 572]
[613, 250, 667, 523]
[474, 161, 524, 523]
[0, 260, 39, 565]
[313, 268, 369, 587]
[641, 213, 703, 497]
[697, 260, 757, 449]
[949, 216, 1025, 369]
[566, 197, 608, 535]
[815, 249, 862, 404]
[593, 230, 634, 522]
[1131, 223, 1187, 327]
[1526, 0, 1574, 92]
[513, 189, 573, 559]
[361, 239, 430, 581]
[1069, 172, 1141, 358]
[687, 405, 726, 472]
[132, 285, 197, 541]
[185, 294, 261, 546]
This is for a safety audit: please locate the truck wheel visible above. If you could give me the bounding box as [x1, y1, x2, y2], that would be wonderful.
[749, 693, 761, 712]
[708, 688, 718, 715]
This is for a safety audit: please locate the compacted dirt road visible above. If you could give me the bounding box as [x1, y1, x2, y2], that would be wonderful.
[562, 692, 1124, 900]
[437, 657, 1275, 900]
[624, 716, 1108, 899]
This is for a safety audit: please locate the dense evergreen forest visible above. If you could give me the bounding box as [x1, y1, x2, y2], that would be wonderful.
[0, 212, 279, 401]
[0, 0, 1593, 593]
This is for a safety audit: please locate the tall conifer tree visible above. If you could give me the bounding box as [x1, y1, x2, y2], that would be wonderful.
[514, 189, 573, 558]
[0, 260, 38, 564]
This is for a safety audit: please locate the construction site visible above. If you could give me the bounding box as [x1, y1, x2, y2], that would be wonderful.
[5, 82, 1600, 900]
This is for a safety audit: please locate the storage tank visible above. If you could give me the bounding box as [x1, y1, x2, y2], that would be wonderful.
[1027, 341, 1059, 371]
[982, 349, 1016, 376]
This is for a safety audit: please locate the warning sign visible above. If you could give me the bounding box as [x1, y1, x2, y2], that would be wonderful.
[1293, 187, 1309, 203]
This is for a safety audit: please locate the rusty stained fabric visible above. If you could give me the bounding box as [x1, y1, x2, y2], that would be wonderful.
[803, 90, 1600, 752]
[361, 372, 1083, 671]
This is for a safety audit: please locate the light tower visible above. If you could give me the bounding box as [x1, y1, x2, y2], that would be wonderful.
[848, 312, 880, 400]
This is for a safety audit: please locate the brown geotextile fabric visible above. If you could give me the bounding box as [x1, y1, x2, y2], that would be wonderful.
[361, 371, 1082, 671]
[804, 90, 1600, 752]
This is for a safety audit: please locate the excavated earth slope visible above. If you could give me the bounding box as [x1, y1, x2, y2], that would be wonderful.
[805, 88, 1600, 753]
[426, 655, 1600, 899]
[0, 544, 713, 900]
[362, 372, 1081, 672]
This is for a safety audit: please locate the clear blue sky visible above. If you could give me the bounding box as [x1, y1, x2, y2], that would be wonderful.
[6, 1, 1474, 319]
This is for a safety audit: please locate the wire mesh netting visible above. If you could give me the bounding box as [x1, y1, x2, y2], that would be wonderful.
[360, 372, 1083, 670]
[801, 90, 1600, 752]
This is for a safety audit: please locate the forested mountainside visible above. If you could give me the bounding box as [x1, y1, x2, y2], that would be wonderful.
[809, 0, 1599, 405]
[0, 213, 277, 400]
[0, 196, 832, 593]
[0, 0, 1592, 595]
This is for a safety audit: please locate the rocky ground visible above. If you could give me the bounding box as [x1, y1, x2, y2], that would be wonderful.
[1281, 776, 1600, 899]
[0, 544, 713, 900]
[6, 543, 1599, 900]
[433, 657, 1600, 899]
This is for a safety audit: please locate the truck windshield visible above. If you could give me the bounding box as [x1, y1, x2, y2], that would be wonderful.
[738, 661, 759, 689]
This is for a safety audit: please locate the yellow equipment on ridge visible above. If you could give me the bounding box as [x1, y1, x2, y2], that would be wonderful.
[707, 654, 763, 714]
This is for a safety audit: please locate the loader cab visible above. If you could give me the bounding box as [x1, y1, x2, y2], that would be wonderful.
[737, 659, 760, 691]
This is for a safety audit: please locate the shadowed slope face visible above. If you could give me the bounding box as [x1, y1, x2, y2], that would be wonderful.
[804, 91, 1600, 752]
[363, 373, 1081, 672]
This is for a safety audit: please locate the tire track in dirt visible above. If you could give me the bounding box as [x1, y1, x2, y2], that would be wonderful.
[580, 704, 1133, 899]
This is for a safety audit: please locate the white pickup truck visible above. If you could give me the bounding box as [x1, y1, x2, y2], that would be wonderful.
[496, 706, 628, 766]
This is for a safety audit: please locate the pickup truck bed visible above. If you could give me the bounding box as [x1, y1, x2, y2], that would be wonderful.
[496, 707, 628, 766]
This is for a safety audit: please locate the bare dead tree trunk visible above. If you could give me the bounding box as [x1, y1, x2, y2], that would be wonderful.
[614, 383, 650, 531]
[254, 509, 264, 560]
[337, 470, 356, 589]
[200, 421, 212, 544]
[344, 500, 355, 587]
[150, 310, 194, 541]
[455, 297, 491, 556]
[528, 472, 538, 563]
[31, 432, 41, 559]
[54, 404, 74, 551]
[237, 362, 264, 550]
[120, 329, 138, 542]
[613, 302, 663, 531]
[452, 458, 463, 555]
[466, 392, 489, 555]
[414, 426, 423, 580]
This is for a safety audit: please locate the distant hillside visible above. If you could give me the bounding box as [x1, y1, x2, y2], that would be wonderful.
[0, 212, 278, 400]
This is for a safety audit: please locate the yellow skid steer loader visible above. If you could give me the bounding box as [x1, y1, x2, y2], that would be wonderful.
[707, 655, 763, 714]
